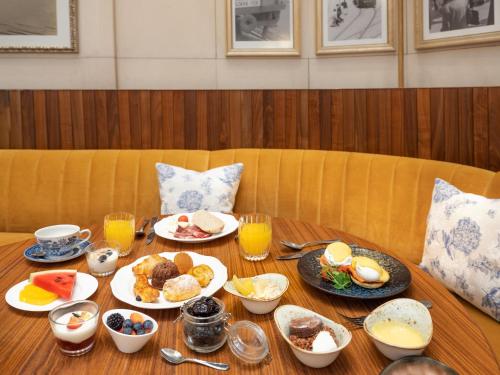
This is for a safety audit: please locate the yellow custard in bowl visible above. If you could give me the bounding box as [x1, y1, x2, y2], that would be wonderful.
[371, 320, 426, 348]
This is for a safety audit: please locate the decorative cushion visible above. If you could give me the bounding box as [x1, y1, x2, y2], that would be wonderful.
[421, 178, 500, 321]
[156, 162, 244, 214]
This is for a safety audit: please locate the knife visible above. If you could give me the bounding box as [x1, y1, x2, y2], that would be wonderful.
[145, 216, 159, 245]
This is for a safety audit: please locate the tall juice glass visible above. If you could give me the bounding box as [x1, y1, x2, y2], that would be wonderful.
[104, 212, 135, 257]
[238, 214, 272, 261]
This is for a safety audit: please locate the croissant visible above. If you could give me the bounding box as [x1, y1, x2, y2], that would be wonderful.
[133, 274, 160, 303]
[187, 264, 214, 287]
[132, 254, 168, 277]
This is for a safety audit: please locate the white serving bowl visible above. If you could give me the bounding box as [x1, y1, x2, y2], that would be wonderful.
[102, 309, 158, 354]
[223, 273, 288, 314]
[363, 298, 433, 360]
[274, 305, 352, 368]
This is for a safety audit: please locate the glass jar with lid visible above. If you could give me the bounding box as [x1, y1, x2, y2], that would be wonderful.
[177, 296, 271, 365]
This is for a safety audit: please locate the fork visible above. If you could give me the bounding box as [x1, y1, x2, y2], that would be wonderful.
[337, 300, 433, 327]
[280, 239, 339, 250]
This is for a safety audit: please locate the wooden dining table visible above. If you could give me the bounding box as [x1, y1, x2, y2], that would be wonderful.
[1, 217, 498, 374]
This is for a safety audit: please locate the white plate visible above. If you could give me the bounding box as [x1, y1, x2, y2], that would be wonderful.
[110, 251, 228, 309]
[5, 272, 98, 312]
[154, 212, 238, 244]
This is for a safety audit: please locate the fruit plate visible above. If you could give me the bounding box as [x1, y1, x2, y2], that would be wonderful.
[154, 212, 238, 244]
[297, 246, 411, 300]
[5, 272, 98, 312]
[110, 251, 228, 309]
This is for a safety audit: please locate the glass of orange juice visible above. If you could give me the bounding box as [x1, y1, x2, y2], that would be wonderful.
[238, 214, 272, 261]
[104, 212, 135, 257]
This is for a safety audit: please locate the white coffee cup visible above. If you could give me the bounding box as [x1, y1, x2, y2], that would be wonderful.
[34, 224, 92, 256]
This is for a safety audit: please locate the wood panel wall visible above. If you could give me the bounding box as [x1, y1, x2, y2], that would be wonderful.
[0, 88, 498, 171]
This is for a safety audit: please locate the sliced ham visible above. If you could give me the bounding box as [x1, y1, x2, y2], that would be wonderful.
[174, 225, 211, 239]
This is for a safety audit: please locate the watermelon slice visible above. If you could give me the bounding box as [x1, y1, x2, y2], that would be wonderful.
[30, 269, 77, 300]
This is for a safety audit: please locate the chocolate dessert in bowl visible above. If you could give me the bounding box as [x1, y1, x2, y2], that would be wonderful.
[274, 305, 352, 368]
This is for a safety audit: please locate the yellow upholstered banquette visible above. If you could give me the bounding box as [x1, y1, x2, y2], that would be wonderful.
[0, 149, 498, 356]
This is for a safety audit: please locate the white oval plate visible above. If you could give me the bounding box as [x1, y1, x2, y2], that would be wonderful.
[110, 251, 228, 309]
[154, 212, 238, 244]
[5, 272, 98, 312]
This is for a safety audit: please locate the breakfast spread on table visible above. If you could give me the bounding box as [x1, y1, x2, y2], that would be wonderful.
[5, 214, 457, 373]
[319, 242, 390, 290]
[131, 252, 215, 303]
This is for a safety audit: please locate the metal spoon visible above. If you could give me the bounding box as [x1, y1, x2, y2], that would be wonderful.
[31, 249, 47, 258]
[135, 219, 150, 238]
[280, 239, 340, 250]
[160, 348, 229, 371]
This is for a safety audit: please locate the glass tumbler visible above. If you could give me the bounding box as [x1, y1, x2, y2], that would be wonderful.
[238, 214, 272, 261]
[85, 240, 120, 277]
[104, 212, 135, 257]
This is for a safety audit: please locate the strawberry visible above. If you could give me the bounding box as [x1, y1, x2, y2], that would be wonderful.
[67, 315, 83, 330]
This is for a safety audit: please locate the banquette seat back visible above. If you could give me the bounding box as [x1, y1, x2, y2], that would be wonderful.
[0, 149, 498, 264]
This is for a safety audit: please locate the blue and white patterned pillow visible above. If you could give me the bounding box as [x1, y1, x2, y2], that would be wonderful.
[420, 178, 500, 321]
[155, 162, 244, 214]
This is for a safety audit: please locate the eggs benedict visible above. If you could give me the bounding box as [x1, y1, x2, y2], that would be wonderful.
[349, 256, 390, 289]
[319, 242, 353, 268]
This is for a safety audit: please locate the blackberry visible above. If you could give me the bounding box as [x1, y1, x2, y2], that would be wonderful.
[107, 313, 124, 331]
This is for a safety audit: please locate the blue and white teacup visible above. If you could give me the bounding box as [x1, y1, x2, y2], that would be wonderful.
[34, 224, 92, 256]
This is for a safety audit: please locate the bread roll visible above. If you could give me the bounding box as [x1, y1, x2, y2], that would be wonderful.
[192, 210, 225, 234]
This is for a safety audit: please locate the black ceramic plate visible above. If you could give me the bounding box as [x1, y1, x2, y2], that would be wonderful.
[297, 245, 411, 299]
[380, 356, 459, 375]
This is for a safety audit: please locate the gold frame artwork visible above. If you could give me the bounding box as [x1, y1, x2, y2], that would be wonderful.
[316, 0, 395, 55]
[226, 0, 301, 56]
[415, 0, 500, 49]
[0, 0, 78, 53]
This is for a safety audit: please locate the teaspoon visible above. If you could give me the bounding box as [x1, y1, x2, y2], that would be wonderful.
[160, 348, 229, 371]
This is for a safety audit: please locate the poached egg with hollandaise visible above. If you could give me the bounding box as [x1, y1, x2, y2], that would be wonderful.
[349, 256, 390, 289]
[320, 242, 353, 267]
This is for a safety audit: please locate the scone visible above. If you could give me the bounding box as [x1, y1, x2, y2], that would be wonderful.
[187, 264, 214, 287]
[134, 274, 160, 303]
[132, 254, 168, 277]
[163, 274, 201, 302]
[174, 252, 193, 274]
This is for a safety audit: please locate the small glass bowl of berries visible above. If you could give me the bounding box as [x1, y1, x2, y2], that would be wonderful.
[103, 309, 158, 353]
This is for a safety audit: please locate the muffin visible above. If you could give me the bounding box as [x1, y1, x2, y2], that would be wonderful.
[151, 261, 180, 289]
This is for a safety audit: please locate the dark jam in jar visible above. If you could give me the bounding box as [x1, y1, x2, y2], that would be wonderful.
[181, 296, 228, 353]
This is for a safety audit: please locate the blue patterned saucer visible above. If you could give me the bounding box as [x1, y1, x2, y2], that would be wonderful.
[24, 241, 89, 263]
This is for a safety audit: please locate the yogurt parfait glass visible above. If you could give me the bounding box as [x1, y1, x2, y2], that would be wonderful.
[48, 300, 100, 356]
[85, 240, 120, 277]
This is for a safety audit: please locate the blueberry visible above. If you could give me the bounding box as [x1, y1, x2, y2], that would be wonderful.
[136, 329, 146, 335]
[143, 320, 153, 331]
[123, 319, 133, 329]
[133, 322, 143, 332]
[135, 295, 142, 302]
[106, 250, 113, 256]
[123, 327, 133, 335]
[98, 255, 107, 263]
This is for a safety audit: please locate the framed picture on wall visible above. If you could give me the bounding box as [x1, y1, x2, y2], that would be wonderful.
[0, 0, 78, 53]
[226, 0, 300, 56]
[316, 0, 395, 54]
[415, 0, 500, 49]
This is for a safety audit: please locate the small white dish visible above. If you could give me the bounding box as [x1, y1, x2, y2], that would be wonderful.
[110, 251, 227, 310]
[363, 298, 433, 360]
[102, 309, 158, 354]
[5, 272, 98, 312]
[154, 212, 238, 243]
[224, 273, 289, 314]
[274, 305, 352, 368]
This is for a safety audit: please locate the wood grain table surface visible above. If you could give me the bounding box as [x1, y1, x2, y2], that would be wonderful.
[1, 217, 498, 375]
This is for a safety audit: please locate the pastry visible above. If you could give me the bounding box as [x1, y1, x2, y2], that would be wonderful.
[133, 274, 160, 303]
[163, 274, 201, 302]
[187, 264, 214, 287]
[289, 317, 323, 338]
[174, 252, 193, 274]
[151, 261, 180, 289]
[132, 254, 168, 277]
